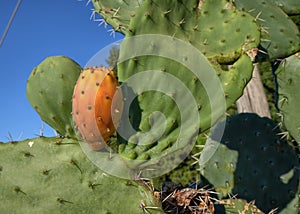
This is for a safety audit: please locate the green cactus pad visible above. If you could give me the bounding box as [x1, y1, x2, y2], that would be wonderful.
[214, 199, 263, 213]
[200, 113, 299, 213]
[115, 38, 255, 178]
[113, 0, 259, 175]
[234, 0, 300, 61]
[276, 53, 300, 145]
[0, 138, 161, 213]
[126, 0, 259, 63]
[26, 56, 81, 138]
[92, 0, 145, 35]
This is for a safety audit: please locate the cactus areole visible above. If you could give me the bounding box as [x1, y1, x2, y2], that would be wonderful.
[72, 66, 122, 150]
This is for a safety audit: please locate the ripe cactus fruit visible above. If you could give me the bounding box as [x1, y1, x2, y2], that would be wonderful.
[72, 66, 122, 151]
[26, 56, 82, 138]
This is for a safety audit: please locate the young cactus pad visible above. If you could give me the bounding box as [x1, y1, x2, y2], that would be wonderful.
[276, 53, 300, 145]
[200, 113, 299, 213]
[72, 66, 122, 151]
[0, 138, 161, 213]
[26, 56, 82, 138]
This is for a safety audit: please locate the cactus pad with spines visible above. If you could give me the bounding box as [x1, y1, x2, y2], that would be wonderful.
[126, 0, 260, 63]
[117, 41, 224, 177]
[92, 0, 145, 35]
[115, 0, 260, 173]
[200, 113, 299, 213]
[0, 137, 161, 213]
[234, 0, 300, 61]
[26, 56, 81, 138]
[276, 53, 300, 145]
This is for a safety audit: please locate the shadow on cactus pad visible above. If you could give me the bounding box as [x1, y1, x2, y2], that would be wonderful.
[200, 113, 299, 213]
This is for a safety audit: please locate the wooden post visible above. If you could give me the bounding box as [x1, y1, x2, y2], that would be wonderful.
[236, 63, 271, 118]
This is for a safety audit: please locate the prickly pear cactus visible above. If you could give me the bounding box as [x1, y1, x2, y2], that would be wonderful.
[234, 0, 300, 61]
[200, 113, 299, 213]
[115, 0, 260, 175]
[26, 56, 81, 138]
[276, 53, 300, 145]
[0, 138, 161, 213]
[72, 66, 122, 151]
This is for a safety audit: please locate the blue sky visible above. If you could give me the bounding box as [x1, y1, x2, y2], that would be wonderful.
[0, 1, 123, 142]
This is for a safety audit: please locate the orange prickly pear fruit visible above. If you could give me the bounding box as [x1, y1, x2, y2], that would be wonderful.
[72, 66, 123, 150]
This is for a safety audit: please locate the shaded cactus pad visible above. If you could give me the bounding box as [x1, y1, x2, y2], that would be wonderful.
[200, 113, 299, 213]
[0, 138, 161, 213]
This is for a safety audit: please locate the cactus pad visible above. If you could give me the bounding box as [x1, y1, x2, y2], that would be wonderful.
[26, 56, 81, 138]
[234, 0, 300, 60]
[200, 113, 299, 213]
[126, 0, 259, 63]
[276, 53, 300, 145]
[92, 0, 145, 35]
[114, 0, 259, 175]
[0, 137, 161, 213]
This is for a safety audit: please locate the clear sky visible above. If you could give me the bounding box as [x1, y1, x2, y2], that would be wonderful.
[0, 0, 124, 142]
